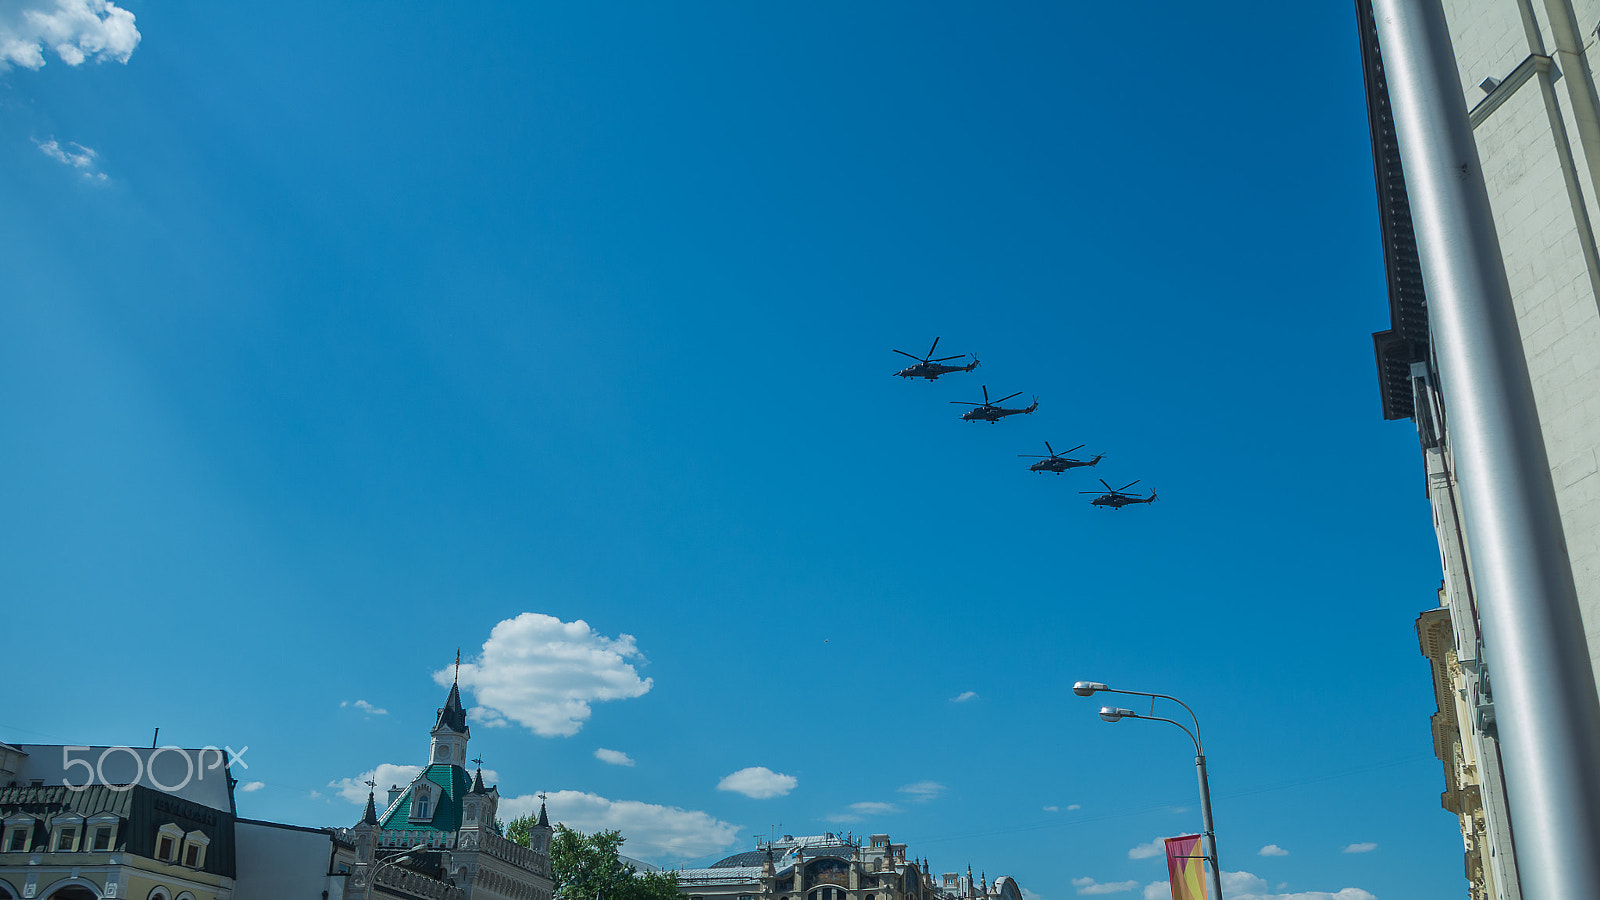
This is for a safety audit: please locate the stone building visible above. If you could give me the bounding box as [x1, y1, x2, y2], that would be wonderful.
[0, 743, 239, 900]
[339, 682, 554, 900]
[1357, 0, 1600, 896]
[671, 834, 1022, 900]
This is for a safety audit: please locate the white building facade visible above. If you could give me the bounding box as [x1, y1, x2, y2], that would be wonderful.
[1359, 0, 1600, 897]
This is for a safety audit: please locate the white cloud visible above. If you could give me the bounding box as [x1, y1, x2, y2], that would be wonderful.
[341, 699, 389, 715]
[308, 790, 323, 800]
[33, 137, 106, 181]
[1146, 872, 1377, 900]
[849, 801, 898, 815]
[329, 764, 424, 805]
[1021, 889, 1048, 900]
[1071, 878, 1139, 896]
[595, 748, 635, 767]
[499, 790, 739, 861]
[239, 781, 265, 792]
[951, 691, 979, 703]
[1128, 837, 1171, 860]
[1068, 804, 1082, 810]
[440, 613, 653, 738]
[1258, 845, 1288, 857]
[1, 0, 140, 71]
[716, 766, 796, 799]
[1042, 805, 1059, 812]
[1341, 843, 1377, 854]
[897, 781, 944, 801]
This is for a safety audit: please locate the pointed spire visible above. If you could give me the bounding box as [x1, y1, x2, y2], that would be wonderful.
[361, 790, 379, 826]
[470, 766, 488, 795]
[537, 799, 549, 827]
[435, 681, 468, 734]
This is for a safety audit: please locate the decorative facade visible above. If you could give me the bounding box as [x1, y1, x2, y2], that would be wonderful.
[1357, 0, 1600, 896]
[0, 744, 237, 900]
[340, 683, 555, 900]
[672, 834, 1022, 900]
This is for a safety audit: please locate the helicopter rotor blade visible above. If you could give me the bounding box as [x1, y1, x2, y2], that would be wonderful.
[1017, 454, 1046, 459]
[981, 384, 990, 405]
[1064, 444, 1085, 455]
[892, 349, 924, 361]
[1099, 478, 1114, 492]
[1043, 441, 1055, 456]
[995, 391, 1023, 405]
[927, 337, 940, 359]
[1119, 480, 1141, 492]
[950, 401, 982, 405]
[930, 355, 965, 362]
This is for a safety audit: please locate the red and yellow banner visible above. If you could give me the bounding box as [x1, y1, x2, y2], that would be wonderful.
[1164, 834, 1207, 900]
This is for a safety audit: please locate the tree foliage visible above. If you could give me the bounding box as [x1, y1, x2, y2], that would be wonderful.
[550, 825, 679, 900]
[504, 814, 538, 848]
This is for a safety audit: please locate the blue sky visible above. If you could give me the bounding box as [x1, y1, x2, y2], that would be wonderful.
[3, 2, 1458, 899]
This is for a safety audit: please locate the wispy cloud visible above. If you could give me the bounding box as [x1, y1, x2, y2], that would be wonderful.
[897, 781, 944, 801]
[1257, 845, 1288, 857]
[239, 781, 265, 792]
[498, 789, 739, 861]
[441, 613, 653, 737]
[1341, 843, 1377, 854]
[1128, 837, 1170, 860]
[1143, 871, 1377, 900]
[341, 699, 389, 716]
[1068, 803, 1081, 810]
[716, 766, 796, 799]
[595, 748, 635, 767]
[33, 138, 106, 182]
[1042, 805, 1059, 812]
[1071, 878, 1138, 896]
[826, 800, 900, 824]
[950, 691, 979, 703]
[1, 0, 140, 71]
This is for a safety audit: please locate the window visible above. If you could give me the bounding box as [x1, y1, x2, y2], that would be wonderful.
[93, 827, 113, 851]
[181, 831, 210, 869]
[156, 822, 184, 863]
[53, 827, 78, 852]
[5, 825, 31, 852]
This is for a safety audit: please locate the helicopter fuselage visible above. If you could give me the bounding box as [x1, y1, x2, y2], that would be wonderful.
[1091, 493, 1155, 508]
[961, 401, 1037, 422]
[1029, 455, 1103, 473]
[895, 360, 978, 380]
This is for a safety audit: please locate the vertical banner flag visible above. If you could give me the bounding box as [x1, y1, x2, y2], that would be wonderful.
[1164, 834, 1207, 900]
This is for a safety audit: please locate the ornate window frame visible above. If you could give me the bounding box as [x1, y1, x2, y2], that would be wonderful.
[155, 824, 184, 863]
[179, 832, 209, 869]
[47, 816, 83, 853]
[2, 816, 35, 853]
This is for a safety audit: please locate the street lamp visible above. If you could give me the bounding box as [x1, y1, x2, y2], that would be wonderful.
[367, 844, 429, 897]
[1075, 682, 1222, 900]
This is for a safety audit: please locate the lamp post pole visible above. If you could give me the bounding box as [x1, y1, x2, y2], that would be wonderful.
[1076, 683, 1221, 900]
[366, 844, 428, 900]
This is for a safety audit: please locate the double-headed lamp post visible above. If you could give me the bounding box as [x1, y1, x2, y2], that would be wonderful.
[1074, 682, 1222, 900]
[367, 844, 429, 898]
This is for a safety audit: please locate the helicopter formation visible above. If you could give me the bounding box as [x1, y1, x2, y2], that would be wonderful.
[891, 336, 1158, 510]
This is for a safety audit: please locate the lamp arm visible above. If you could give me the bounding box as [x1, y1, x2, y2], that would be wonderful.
[1103, 688, 1203, 753]
[1125, 712, 1202, 757]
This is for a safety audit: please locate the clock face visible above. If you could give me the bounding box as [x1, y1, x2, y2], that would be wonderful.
[435, 745, 450, 761]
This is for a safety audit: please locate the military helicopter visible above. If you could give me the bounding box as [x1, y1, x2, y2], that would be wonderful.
[951, 385, 1039, 423]
[1019, 442, 1105, 474]
[1081, 479, 1158, 509]
[893, 337, 979, 381]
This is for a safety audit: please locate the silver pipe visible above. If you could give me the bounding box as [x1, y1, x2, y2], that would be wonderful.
[1195, 755, 1222, 900]
[1371, 1, 1600, 896]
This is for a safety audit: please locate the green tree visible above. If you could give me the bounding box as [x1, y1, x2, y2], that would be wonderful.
[504, 814, 538, 848]
[550, 825, 679, 900]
